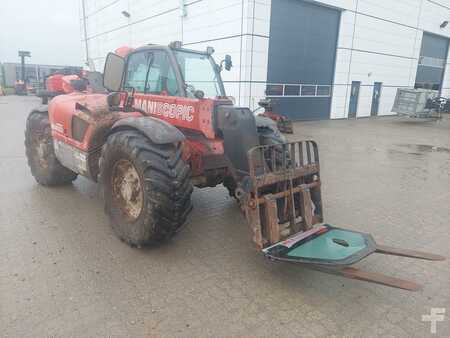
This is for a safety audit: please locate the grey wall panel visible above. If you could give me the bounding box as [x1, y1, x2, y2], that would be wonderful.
[416, 66, 445, 84]
[267, 0, 340, 120]
[269, 97, 333, 120]
[420, 33, 449, 58]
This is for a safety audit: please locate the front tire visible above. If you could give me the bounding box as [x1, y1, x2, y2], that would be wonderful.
[24, 111, 78, 186]
[99, 130, 193, 247]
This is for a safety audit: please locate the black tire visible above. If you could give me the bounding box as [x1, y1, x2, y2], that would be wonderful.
[99, 130, 193, 247]
[24, 111, 78, 186]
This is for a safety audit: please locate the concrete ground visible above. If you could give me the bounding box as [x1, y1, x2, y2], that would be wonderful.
[1, 95, 449, 338]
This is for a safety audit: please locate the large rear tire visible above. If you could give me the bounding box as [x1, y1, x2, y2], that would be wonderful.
[24, 111, 78, 186]
[99, 130, 193, 247]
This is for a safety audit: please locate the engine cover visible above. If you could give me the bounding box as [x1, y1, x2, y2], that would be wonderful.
[215, 105, 259, 174]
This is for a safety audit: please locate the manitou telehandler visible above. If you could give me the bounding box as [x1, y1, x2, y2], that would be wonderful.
[37, 69, 105, 104]
[25, 42, 444, 291]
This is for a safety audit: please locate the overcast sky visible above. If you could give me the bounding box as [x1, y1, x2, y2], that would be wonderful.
[0, 0, 83, 66]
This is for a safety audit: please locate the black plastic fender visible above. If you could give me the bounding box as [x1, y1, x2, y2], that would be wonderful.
[110, 116, 185, 144]
[255, 115, 286, 144]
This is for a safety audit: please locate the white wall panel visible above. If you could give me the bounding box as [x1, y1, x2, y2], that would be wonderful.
[85, 0, 129, 38]
[347, 51, 413, 87]
[358, 0, 421, 28]
[317, 0, 356, 11]
[420, 0, 450, 37]
[81, 0, 450, 119]
[130, 10, 181, 46]
[129, 0, 179, 22]
[334, 48, 351, 85]
[246, 0, 271, 36]
[352, 15, 417, 57]
[330, 85, 350, 118]
[338, 10, 356, 49]
[183, 0, 242, 43]
[377, 86, 398, 116]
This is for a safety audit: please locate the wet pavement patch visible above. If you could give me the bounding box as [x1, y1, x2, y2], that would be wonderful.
[393, 144, 450, 155]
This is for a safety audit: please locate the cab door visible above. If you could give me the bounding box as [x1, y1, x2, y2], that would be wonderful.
[348, 81, 361, 118]
[124, 49, 182, 96]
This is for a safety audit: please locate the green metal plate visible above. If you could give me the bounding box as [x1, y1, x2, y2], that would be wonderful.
[287, 229, 367, 260]
[263, 224, 377, 266]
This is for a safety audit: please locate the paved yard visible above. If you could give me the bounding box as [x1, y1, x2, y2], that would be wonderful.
[1, 95, 449, 337]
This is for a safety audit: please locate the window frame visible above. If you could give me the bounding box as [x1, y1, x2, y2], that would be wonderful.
[172, 49, 226, 98]
[123, 48, 186, 97]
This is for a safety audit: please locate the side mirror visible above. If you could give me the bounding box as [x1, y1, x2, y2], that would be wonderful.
[224, 54, 232, 71]
[107, 92, 121, 107]
[103, 52, 125, 92]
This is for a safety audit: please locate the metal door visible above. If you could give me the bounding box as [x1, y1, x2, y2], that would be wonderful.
[348, 81, 361, 118]
[371, 82, 382, 116]
[266, 0, 341, 120]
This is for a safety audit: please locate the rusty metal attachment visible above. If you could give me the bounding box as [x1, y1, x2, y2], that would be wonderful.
[244, 140, 323, 249]
[243, 141, 445, 291]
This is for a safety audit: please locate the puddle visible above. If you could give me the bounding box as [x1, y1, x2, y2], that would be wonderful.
[388, 149, 423, 157]
[395, 144, 450, 154]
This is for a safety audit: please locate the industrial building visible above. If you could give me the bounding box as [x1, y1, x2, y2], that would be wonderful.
[80, 0, 450, 120]
[0, 63, 82, 89]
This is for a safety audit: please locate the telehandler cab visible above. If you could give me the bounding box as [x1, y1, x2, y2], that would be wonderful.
[25, 42, 444, 291]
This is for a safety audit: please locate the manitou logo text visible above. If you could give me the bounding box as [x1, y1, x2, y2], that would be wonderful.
[135, 98, 194, 122]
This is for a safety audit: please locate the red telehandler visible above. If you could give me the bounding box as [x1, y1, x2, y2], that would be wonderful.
[37, 69, 105, 104]
[25, 42, 444, 290]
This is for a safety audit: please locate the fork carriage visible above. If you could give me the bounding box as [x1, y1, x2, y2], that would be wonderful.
[244, 141, 322, 249]
[239, 141, 444, 291]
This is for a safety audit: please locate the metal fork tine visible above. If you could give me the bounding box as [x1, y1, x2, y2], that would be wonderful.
[375, 245, 446, 261]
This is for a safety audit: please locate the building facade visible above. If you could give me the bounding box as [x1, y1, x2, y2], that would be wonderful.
[0, 63, 82, 88]
[80, 0, 450, 120]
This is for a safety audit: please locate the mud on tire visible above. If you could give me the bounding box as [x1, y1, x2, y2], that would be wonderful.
[99, 130, 193, 247]
[24, 110, 78, 185]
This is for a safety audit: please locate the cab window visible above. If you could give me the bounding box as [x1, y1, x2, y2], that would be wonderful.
[124, 50, 179, 96]
[124, 52, 150, 92]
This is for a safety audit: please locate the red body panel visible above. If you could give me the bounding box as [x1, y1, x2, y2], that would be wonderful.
[46, 74, 80, 94]
[49, 93, 140, 152]
[115, 46, 135, 57]
[47, 44, 231, 181]
[133, 93, 216, 139]
[46, 74, 65, 93]
[48, 91, 225, 177]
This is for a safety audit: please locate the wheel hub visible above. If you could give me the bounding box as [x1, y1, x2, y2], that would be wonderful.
[112, 159, 143, 220]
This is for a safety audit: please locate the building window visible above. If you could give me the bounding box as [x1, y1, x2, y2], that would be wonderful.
[301, 85, 316, 96]
[284, 85, 300, 96]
